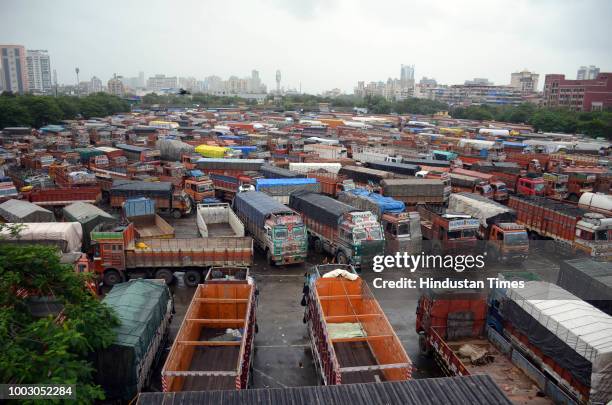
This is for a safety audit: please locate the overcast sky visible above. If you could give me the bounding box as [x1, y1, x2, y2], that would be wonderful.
[2, 0, 611, 93]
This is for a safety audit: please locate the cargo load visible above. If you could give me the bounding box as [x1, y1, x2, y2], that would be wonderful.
[260, 164, 305, 179]
[288, 162, 342, 174]
[501, 281, 612, 404]
[255, 178, 320, 203]
[448, 193, 515, 229]
[196, 203, 245, 238]
[365, 161, 421, 176]
[62, 201, 116, 250]
[196, 158, 264, 172]
[111, 180, 173, 199]
[0, 199, 55, 223]
[0, 222, 83, 253]
[156, 139, 195, 161]
[578, 192, 612, 217]
[162, 282, 256, 391]
[305, 272, 412, 384]
[558, 258, 612, 315]
[194, 144, 232, 158]
[471, 161, 522, 175]
[380, 178, 446, 204]
[95, 280, 173, 401]
[338, 165, 395, 187]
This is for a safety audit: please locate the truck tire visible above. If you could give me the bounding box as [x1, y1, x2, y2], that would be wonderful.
[313, 238, 323, 254]
[336, 250, 348, 265]
[184, 270, 202, 287]
[103, 269, 123, 286]
[154, 269, 175, 285]
[172, 209, 182, 219]
[266, 249, 275, 266]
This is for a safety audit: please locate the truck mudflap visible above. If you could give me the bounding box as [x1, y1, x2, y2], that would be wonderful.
[356, 240, 385, 269]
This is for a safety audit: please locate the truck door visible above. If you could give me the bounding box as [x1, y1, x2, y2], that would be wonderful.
[100, 242, 126, 270]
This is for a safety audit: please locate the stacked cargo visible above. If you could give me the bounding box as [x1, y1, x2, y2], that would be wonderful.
[255, 178, 320, 204]
[558, 258, 612, 315]
[260, 164, 306, 179]
[162, 282, 256, 391]
[380, 178, 446, 204]
[196, 158, 265, 174]
[338, 165, 395, 187]
[0, 222, 83, 253]
[365, 161, 421, 176]
[156, 138, 195, 161]
[95, 280, 173, 401]
[63, 201, 116, 250]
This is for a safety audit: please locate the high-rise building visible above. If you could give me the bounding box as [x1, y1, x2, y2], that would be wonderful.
[178, 76, 197, 91]
[510, 70, 539, 94]
[400, 64, 415, 85]
[107, 74, 125, 96]
[0, 45, 29, 94]
[275, 70, 281, 94]
[577, 65, 600, 80]
[543, 72, 612, 112]
[90, 76, 103, 94]
[26, 50, 52, 93]
[138, 71, 145, 88]
[146, 74, 178, 92]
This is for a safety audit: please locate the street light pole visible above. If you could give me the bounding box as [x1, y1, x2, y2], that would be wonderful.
[75, 67, 80, 97]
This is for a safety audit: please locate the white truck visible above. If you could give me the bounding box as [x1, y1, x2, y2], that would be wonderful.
[196, 203, 245, 238]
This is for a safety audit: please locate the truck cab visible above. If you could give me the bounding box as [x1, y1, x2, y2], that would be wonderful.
[180, 154, 200, 170]
[183, 170, 214, 203]
[489, 181, 508, 202]
[263, 214, 307, 265]
[573, 213, 612, 260]
[543, 173, 569, 200]
[487, 223, 529, 263]
[418, 206, 480, 254]
[382, 211, 422, 254]
[474, 182, 494, 199]
[337, 211, 385, 267]
[516, 175, 545, 197]
[566, 173, 596, 202]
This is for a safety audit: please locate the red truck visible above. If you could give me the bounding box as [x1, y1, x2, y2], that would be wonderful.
[561, 167, 604, 202]
[21, 186, 101, 206]
[451, 167, 508, 201]
[306, 172, 355, 197]
[109, 180, 192, 218]
[416, 290, 551, 405]
[417, 205, 480, 254]
[162, 281, 256, 391]
[210, 173, 259, 201]
[90, 222, 253, 286]
[304, 266, 412, 385]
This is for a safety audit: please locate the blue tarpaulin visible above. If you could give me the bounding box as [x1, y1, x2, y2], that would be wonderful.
[348, 188, 405, 214]
[229, 146, 258, 154]
[256, 178, 317, 190]
[503, 141, 528, 148]
[218, 135, 243, 140]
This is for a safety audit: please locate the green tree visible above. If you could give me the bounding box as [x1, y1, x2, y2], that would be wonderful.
[0, 240, 119, 404]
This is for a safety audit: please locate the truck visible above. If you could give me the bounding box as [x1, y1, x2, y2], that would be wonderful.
[365, 161, 421, 177]
[417, 205, 480, 254]
[260, 164, 306, 179]
[303, 268, 412, 385]
[338, 189, 422, 254]
[94, 279, 173, 402]
[448, 193, 528, 262]
[306, 172, 355, 197]
[115, 143, 161, 164]
[288, 162, 342, 174]
[158, 165, 215, 203]
[449, 173, 494, 199]
[90, 222, 253, 287]
[196, 203, 245, 238]
[415, 289, 551, 405]
[563, 169, 599, 202]
[558, 258, 612, 315]
[161, 282, 256, 391]
[233, 191, 307, 266]
[508, 195, 612, 260]
[289, 191, 385, 268]
[21, 185, 102, 207]
[486, 171, 545, 196]
[578, 192, 612, 217]
[497, 281, 612, 404]
[109, 180, 192, 218]
[196, 158, 265, 176]
[542, 172, 569, 200]
[450, 167, 508, 202]
[336, 165, 395, 189]
[255, 178, 320, 204]
[0, 176, 19, 202]
[415, 168, 452, 201]
[210, 172, 260, 201]
[303, 143, 348, 159]
[380, 178, 446, 205]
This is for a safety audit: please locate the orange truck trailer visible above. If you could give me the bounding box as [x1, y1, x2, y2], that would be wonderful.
[303, 267, 412, 385]
[162, 282, 256, 392]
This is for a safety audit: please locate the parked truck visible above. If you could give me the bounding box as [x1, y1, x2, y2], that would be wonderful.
[196, 203, 245, 238]
[306, 172, 355, 197]
[337, 165, 395, 189]
[161, 282, 256, 391]
[303, 269, 412, 385]
[450, 167, 508, 201]
[110, 180, 192, 218]
[578, 192, 612, 217]
[380, 178, 446, 205]
[558, 258, 612, 316]
[255, 178, 320, 204]
[90, 222, 253, 287]
[508, 195, 612, 260]
[417, 205, 480, 254]
[338, 188, 421, 254]
[233, 191, 307, 265]
[210, 172, 259, 201]
[95, 279, 173, 402]
[542, 172, 569, 200]
[416, 289, 551, 405]
[449, 173, 494, 198]
[289, 191, 385, 268]
[260, 164, 306, 179]
[448, 193, 528, 262]
[365, 160, 421, 177]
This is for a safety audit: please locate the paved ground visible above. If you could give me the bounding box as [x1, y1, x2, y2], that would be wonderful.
[146, 213, 562, 392]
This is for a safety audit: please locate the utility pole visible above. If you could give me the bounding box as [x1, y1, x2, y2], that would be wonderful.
[75, 67, 80, 97]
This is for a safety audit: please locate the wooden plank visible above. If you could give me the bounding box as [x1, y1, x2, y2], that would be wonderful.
[325, 313, 382, 322]
[177, 341, 241, 346]
[331, 335, 394, 343]
[339, 362, 410, 372]
[185, 318, 245, 324]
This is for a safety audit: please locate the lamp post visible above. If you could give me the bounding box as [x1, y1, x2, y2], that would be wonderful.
[75, 67, 80, 97]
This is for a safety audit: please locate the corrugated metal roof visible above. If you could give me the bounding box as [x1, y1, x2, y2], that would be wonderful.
[136, 375, 513, 405]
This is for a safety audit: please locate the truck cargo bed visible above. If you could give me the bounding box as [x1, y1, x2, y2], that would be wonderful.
[206, 222, 237, 237]
[133, 214, 175, 239]
[333, 341, 384, 384]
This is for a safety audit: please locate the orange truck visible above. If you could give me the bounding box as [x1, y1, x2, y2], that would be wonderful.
[306, 172, 355, 197]
[451, 167, 508, 201]
[417, 205, 480, 254]
[303, 266, 412, 385]
[90, 222, 253, 286]
[162, 282, 256, 392]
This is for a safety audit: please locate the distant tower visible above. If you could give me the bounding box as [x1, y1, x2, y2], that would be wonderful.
[276, 70, 281, 94]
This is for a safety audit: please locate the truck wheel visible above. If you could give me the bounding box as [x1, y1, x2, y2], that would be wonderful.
[313, 238, 323, 254]
[103, 269, 123, 286]
[266, 250, 275, 266]
[336, 250, 348, 265]
[154, 269, 175, 285]
[183, 270, 202, 287]
[171, 209, 182, 219]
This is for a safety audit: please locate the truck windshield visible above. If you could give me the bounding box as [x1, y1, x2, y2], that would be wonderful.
[448, 229, 476, 239]
[396, 223, 411, 236]
[504, 232, 528, 245]
[353, 226, 382, 242]
[273, 227, 288, 240]
[291, 225, 305, 239]
[534, 183, 545, 193]
[197, 184, 212, 192]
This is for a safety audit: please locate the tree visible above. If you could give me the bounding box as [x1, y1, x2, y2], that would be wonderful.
[0, 236, 119, 404]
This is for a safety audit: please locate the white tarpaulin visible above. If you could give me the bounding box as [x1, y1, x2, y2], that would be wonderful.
[505, 281, 612, 403]
[448, 193, 512, 228]
[0, 222, 83, 253]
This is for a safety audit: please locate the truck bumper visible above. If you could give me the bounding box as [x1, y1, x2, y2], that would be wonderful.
[274, 255, 305, 265]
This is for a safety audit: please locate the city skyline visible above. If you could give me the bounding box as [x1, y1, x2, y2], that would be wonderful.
[2, 0, 611, 93]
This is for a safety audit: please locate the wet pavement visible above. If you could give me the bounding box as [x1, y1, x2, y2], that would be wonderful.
[146, 213, 562, 391]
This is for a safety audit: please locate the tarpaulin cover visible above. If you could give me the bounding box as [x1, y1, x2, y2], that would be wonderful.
[260, 164, 305, 179]
[0, 199, 55, 223]
[256, 178, 317, 187]
[111, 180, 173, 199]
[339, 188, 405, 217]
[196, 158, 264, 171]
[472, 161, 522, 174]
[62, 201, 116, 249]
[448, 192, 515, 228]
[501, 281, 612, 403]
[381, 179, 445, 197]
[156, 139, 194, 161]
[256, 178, 320, 197]
[289, 191, 356, 227]
[0, 222, 83, 253]
[234, 191, 295, 228]
[558, 258, 612, 315]
[365, 161, 421, 176]
[229, 146, 257, 154]
[96, 280, 171, 401]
